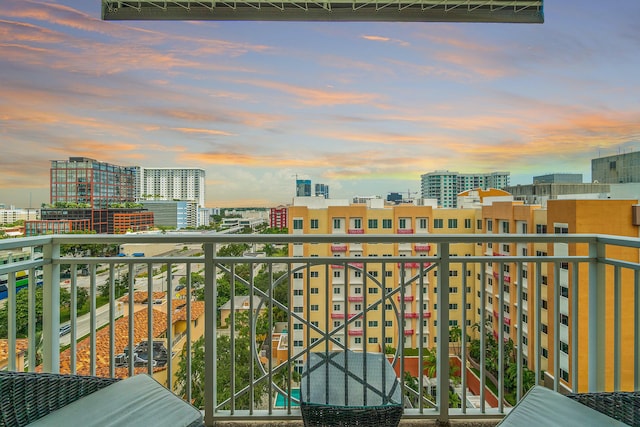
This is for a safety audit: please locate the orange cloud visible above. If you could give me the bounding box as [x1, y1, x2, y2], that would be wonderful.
[232, 79, 381, 107]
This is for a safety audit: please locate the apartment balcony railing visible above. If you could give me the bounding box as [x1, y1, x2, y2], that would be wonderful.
[1, 233, 640, 426]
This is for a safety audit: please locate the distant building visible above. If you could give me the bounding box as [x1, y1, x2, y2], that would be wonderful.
[27, 157, 153, 235]
[420, 170, 510, 208]
[315, 183, 330, 199]
[50, 157, 136, 209]
[296, 179, 312, 197]
[533, 173, 583, 184]
[503, 183, 610, 206]
[270, 206, 288, 230]
[135, 167, 206, 207]
[592, 151, 640, 184]
[386, 192, 403, 204]
[352, 195, 382, 204]
[141, 200, 197, 229]
[0, 208, 38, 225]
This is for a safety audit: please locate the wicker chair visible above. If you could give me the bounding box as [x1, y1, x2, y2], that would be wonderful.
[300, 351, 403, 427]
[567, 391, 640, 426]
[0, 371, 120, 427]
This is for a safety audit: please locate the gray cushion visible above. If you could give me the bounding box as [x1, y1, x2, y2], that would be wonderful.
[497, 386, 627, 427]
[27, 374, 203, 427]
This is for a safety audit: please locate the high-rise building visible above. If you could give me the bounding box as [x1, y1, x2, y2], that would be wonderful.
[420, 170, 510, 208]
[296, 179, 312, 197]
[315, 183, 330, 199]
[135, 167, 206, 207]
[50, 157, 136, 209]
[30, 157, 153, 234]
[592, 151, 640, 184]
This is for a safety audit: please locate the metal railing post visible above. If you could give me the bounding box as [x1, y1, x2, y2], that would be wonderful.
[204, 243, 216, 426]
[42, 238, 60, 373]
[588, 239, 606, 391]
[436, 243, 450, 423]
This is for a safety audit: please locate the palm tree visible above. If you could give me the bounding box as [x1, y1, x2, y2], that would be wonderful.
[449, 325, 462, 357]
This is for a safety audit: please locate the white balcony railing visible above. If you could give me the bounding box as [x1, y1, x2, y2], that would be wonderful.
[1, 233, 639, 426]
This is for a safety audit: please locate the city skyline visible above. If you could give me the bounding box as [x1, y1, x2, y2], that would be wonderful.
[2, 0, 640, 208]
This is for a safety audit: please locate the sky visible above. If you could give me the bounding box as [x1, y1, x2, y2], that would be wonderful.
[1, 1, 640, 208]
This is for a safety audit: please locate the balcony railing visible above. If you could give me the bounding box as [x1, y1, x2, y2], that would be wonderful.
[1, 233, 640, 426]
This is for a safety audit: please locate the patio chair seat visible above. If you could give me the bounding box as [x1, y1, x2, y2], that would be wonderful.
[497, 386, 628, 427]
[0, 371, 203, 427]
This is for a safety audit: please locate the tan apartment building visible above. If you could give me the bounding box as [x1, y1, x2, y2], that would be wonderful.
[546, 199, 640, 392]
[287, 198, 479, 372]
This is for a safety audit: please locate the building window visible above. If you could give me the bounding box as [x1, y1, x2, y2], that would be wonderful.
[333, 304, 341, 311]
[368, 287, 379, 294]
[399, 218, 407, 229]
[294, 289, 303, 296]
[333, 218, 342, 229]
[353, 218, 362, 229]
[561, 286, 569, 298]
[536, 224, 547, 234]
[541, 324, 548, 334]
[561, 313, 569, 326]
[354, 337, 362, 344]
[310, 219, 319, 229]
[502, 221, 509, 233]
[311, 271, 319, 278]
[294, 340, 303, 347]
[418, 218, 428, 229]
[434, 218, 443, 229]
[487, 220, 493, 232]
[293, 219, 303, 230]
[385, 320, 393, 327]
[560, 369, 569, 382]
[448, 218, 458, 229]
[382, 219, 392, 229]
[293, 272, 303, 279]
[333, 287, 341, 294]
[477, 219, 482, 230]
[542, 348, 548, 358]
[464, 218, 472, 229]
[294, 306, 303, 313]
[555, 226, 569, 234]
[542, 299, 548, 309]
[503, 324, 510, 334]
[560, 341, 569, 354]
[368, 337, 378, 343]
[311, 287, 319, 294]
[368, 320, 378, 327]
[294, 323, 303, 330]
[368, 219, 378, 229]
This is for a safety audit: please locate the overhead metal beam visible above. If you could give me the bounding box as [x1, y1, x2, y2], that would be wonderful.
[101, 0, 544, 23]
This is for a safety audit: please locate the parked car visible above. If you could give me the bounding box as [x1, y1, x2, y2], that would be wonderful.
[59, 325, 71, 336]
[175, 284, 186, 292]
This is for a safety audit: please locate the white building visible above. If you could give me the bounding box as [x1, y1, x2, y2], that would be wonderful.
[0, 208, 39, 225]
[135, 168, 206, 208]
[420, 170, 510, 208]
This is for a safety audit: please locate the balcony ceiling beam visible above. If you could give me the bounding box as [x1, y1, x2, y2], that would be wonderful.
[101, 0, 544, 23]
